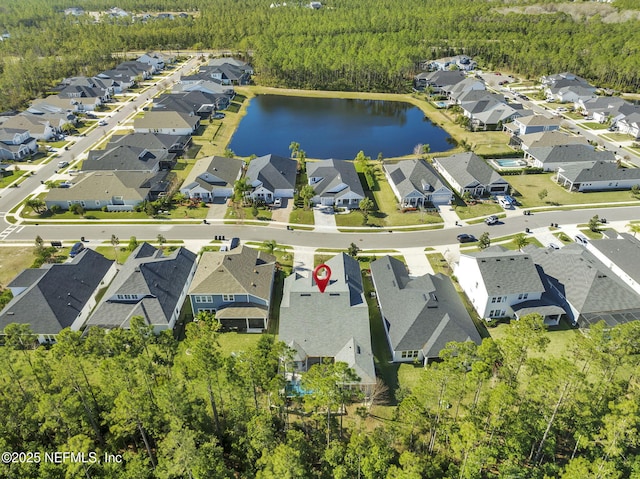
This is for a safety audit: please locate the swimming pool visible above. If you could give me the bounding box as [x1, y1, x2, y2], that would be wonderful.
[492, 158, 528, 168]
[435, 101, 448, 108]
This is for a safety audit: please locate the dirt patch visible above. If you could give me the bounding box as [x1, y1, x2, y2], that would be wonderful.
[0, 247, 34, 286]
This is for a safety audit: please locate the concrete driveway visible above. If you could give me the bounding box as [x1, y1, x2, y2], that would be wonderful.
[207, 198, 229, 219]
[313, 206, 338, 231]
[271, 198, 293, 223]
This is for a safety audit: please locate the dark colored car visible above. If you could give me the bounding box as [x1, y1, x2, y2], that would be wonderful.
[457, 234, 476, 243]
[69, 241, 85, 257]
[230, 237, 240, 250]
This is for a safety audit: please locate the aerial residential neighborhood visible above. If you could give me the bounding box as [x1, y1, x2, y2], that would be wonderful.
[1, 1, 640, 476]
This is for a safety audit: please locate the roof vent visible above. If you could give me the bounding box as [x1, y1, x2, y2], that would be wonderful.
[251, 282, 256, 287]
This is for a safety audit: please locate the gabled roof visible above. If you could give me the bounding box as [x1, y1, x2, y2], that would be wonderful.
[189, 246, 275, 300]
[181, 156, 243, 193]
[134, 111, 199, 130]
[472, 104, 520, 125]
[108, 132, 189, 151]
[515, 115, 561, 128]
[84, 145, 166, 171]
[519, 130, 590, 149]
[0, 249, 114, 335]
[370, 256, 481, 358]
[279, 253, 375, 384]
[421, 70, 466, 88]
[246, 154, 297, 192]
[435, 152, 507, 188]
[173, 80, 234, 96]
[559, 161, 640, 183]
[463, 246, 545, 296]
[86, 244, 196, 329]
[526, 244, 640, 327]
[306, 159, 364, 199]
[527, 144, 615, 165]
[588, 233, 640, 287]
[385, 159, 449, 199]
[207, 58, 253, 73]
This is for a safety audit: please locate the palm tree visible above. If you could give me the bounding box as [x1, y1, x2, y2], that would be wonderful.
[513, 233, 529, 251]
[289, 141, 300, 158]
[26, 198, 46, 214]
[261, 239, 278, 255]
[359, 197, 374, 224]
[111, 234, 120, 263]
[627, 222, 640, 237]
[299, 185, 315, 210]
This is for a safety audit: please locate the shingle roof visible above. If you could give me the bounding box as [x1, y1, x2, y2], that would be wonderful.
[108, 132, 189, 152]
[588, 233, 640, 286]
[436, 152, 507, 188]
[182, 156, 243, 194]
[134, 111, 199, 130]
[85, 145, 167, 171]
[468, 246, 545, 296]
[519, 130, 590, 149]
[86, 244, 196, 329]
[528, 144, 615, 165]
[370, 256, 481, 358]
[516, 115, 561, 128]
[560, 161, 640, 183]
[189, 246, 275, 301]
[385, 159, 449, 200]
[278, 253, 375, 384]
[306, 159, 364, 200]
[0, 249, 114, 335]
[246, 154, 297, 193]
[526, 244, 640, 322]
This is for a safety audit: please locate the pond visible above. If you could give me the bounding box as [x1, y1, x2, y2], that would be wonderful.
[228, 95, 453, 159]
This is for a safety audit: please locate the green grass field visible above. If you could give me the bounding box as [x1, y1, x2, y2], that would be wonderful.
[289, 208, 315, 225]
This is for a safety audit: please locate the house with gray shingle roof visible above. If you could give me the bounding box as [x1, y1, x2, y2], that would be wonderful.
[525, 144, 616, 172]
[188, 246, 276, 331]
[0, 127, 38, 160]
[542, 72, 596, 103]
[108, 132, 190, 155]
[507, 115, 561, 136]
[460, 95, 520, 131]
[557, 160, 640, 192]
[85, 243, 197, 332]
[279, 253, 376, 388]
[617, 111, 640, 139]
[575, 96, 628, 123]
[246, 154, 297, 202]
[525, 244, 640, 328]
[1, 113, 55, 140]
[0, 249, 116, 343]
[586, 233, 640, 296]
[181, 156, 243, 201]
[433, 152, 509, 196]
[84, 145, 171, 172]
[134, 111, 200, 136]
[371, 256, 481, 363]
[306, 159, 365, 207]
[45, 170, 172, 211]
[384, 159, 452, 207]
[516, 130, 590, 152]
[456, 246, 563, 324]
[413, 70, 466, 93]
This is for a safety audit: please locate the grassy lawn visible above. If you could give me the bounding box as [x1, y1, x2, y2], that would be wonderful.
[22, 207, 150, 221]
[0, 247, 34, 286]
[488, 319, 581, 359]
[289, 208, 315, 225]
[224, 204, 273, 222]
[581, 122, 608, 130]
[94, 246, 135, 264]
[172, 159, 196, 181]
[507, 172, 640, 207]
[455, 201, 503, 220]
[427, 253, 453, 276]
[167, 205, 209, 220]
[578, 227, 605, 240]
[217, 332, 262, 356]
[603, 133, 635, 143]
[0, 170, 26, 188]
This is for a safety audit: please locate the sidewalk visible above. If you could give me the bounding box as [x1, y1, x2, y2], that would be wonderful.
[292, 246, 316, 277]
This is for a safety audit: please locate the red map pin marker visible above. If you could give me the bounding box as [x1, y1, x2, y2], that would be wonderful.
[313, 263, 332, 293]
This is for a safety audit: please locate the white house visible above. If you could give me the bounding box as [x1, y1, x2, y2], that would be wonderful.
[384, 159, 452, 207]
[180, 156, 243, 202]
[306, 159, 365, 207]
[245, 154, 297, 203]
[0, 127, 38, 160]
[433, 152, 510, 196]
[133, 111, 200, 136]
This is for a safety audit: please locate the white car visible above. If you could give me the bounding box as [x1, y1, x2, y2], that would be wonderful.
[484, 215, 499, 225]
[98, 120, 107, 126]
[273, 198, 282, 207]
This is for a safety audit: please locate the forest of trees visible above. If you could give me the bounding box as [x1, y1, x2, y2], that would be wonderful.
[1, 0, 640, 111]
[2, 313, 640, 478]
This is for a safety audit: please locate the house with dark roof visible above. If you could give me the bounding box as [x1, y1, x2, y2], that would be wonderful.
[180, 156, 243, 201]
[207, 58, 253, 75]
[56, 85, 110, 105]
[174, 79, 235, 97]
[525, 144, 616, 172]
[306, 159, 365, 207]
[188, 246, 276, 331]
[107, 132, 191, 156]
[0, 249, 116, 343]
[133, 111, 200, 136]
[384, 159, 452, 207]
[85, 243, 197, 332]
[137, 52, 174, 72]
[413, 70, 466, 93]
[433, 152, 509, 196]
[279, 253, 376, 388]
[198, 63, 251, 85]
[586, 233, 640, 296]
[507, 115, 561, 136]
[0, 163, 12, 178]
[542, 72, 597, 103]
[460, 95, 520, 131]
[84, 145, 169, 172]
[556, 161, 640, 192]
[371, 256, 481, 363]
[525, 244, 640, 328]
[152, 93, 221, 119]
[0, 127, 38, 160]
[45, 170, 173, 211]
[456, 246, 562, 324]
[245, 154, 297, 202]
[576, 96, 628, 124]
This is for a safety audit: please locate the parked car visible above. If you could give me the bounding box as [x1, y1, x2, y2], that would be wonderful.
[484, 215, 499, 225]
[212, 112, 225, 120]
[69, 242, 85, 257]
[230, 237, 240, 250]
[98, 120, 107, 126]
[457, 234, 476, 243]
[574, 234, 589, 245]
[548, 243, 560, 250]
[58, 182, 72, 188]
[86, 113, 97, 119]
[273, 198, 282, 207]
[57, 161, 69, 168]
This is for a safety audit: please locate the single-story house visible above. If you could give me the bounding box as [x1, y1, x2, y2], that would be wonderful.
[86, 243, 197, 333]
[575, 96, 628, 123]
[188, 246, 276, 332]
[413, 70, 466, 94]
[371, 255, 481, 363]
[279, 253, 376, 390]
[557, 160, 640, 192]
[133, 111, 200, 136]
[107, 132, 191, 156]
[84, 145, 170, 172]
[45, 170, 173, 211]
[433, 152, 510, 196]
[507, 115, 561, 136]
[525, 144, 616, 172]
[173, 79, 235, 97]
[245, 154, 297, 202]
[542, 72, 596, 103]
[384, 159, 452, 207]
[0, 249, 116, 343]
[306, 159, 365, 207]
[516, 130, 590, 152]
[180, 156, 243, 201]
[208, 57, 253, 75]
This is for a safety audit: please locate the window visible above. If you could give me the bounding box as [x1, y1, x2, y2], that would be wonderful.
[222, 294, 235, 302]
[518, 294, 523, 300]
[401, 350, 420, 359]
[491, 297, 497, 303]
[193, 295, 212, 303]
[489, 310, 494, 317]
[523, 293, 528, 300]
